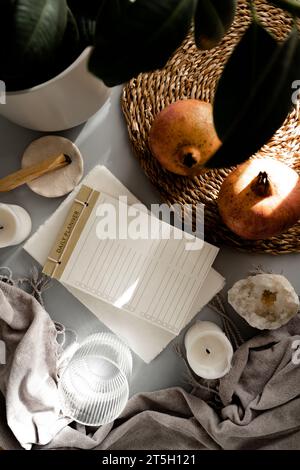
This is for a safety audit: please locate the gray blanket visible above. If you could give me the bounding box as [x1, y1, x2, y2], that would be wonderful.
[0, 280, 300, 450]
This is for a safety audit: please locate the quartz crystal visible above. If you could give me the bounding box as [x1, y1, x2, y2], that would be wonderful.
[228, 274, 299, 330]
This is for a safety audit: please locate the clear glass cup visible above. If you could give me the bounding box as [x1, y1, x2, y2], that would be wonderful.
[58, 332, 132, 426]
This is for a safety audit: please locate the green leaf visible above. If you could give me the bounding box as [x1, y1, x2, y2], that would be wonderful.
[76, 17, 96, 46]
[13, 0, 68, 64]
[51, 8, 81, 77]
[194, 0, 237, 50]
[67, 0, 99, 46]
[64, 7, 80, 50]
[88, 0, 195, 87]
[207, 22, 300, 168]
[0, 0, 69, 90]
[270, 0, 300, 17]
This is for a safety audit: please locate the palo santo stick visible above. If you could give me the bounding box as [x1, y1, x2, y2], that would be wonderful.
[0, 153, 71, 192]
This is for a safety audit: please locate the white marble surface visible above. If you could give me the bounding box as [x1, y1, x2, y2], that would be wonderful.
[0, 86, 299, 395]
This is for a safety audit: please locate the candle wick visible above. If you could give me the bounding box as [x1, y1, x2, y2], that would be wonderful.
[206, 348, 211, 355]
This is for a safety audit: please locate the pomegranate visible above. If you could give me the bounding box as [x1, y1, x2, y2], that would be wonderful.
[218, 158, 300, 240]
[149, 100, 221, 176]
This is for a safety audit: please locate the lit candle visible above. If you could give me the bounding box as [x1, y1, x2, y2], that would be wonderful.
[0, 203, 32, 248]
[184, 321, 233, 380]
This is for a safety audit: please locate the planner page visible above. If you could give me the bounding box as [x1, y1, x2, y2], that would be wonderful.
[49, 190, 219, 335]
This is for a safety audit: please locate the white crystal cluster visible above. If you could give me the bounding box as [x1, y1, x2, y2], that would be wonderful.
[228, 274, 299, 330]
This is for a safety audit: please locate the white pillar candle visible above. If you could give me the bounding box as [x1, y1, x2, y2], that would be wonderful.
[184, 321, 233, 380]
[0, 203, 32, 248]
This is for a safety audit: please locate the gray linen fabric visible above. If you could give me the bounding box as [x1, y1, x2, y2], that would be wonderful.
[0, 281, 68, 449]
[0, 280, 299, 450]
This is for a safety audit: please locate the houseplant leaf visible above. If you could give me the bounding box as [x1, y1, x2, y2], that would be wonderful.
[51, 7, 81, 78]
[88, 0, 195, 87]
[67, 0, 99, 46]
[12, 0, 68, 66]
[194, 0, 237, 50]
[270, 0, 300, 17]
[0, 0, 68, 90]
[207, 22, 300, 168]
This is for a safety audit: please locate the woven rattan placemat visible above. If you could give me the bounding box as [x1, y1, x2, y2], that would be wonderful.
[122, 0, 300, 254]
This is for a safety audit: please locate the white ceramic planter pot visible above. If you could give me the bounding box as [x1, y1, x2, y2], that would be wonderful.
[0, 47, 110, 132]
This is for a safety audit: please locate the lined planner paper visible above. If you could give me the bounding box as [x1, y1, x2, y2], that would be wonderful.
[56, 191, 218, 335]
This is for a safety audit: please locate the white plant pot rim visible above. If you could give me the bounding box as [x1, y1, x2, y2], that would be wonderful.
[6, 47, 92, 95]
[0, 45, 109, 131]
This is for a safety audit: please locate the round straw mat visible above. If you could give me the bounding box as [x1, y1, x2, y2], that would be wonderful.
[122, 0, 300, 254]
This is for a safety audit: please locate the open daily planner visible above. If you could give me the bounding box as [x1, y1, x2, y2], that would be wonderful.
[43, 184, 219, 335]
[25, 166, 224, 362]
